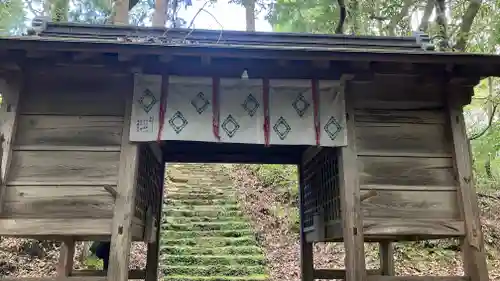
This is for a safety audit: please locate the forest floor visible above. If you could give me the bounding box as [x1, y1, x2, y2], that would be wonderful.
[0, 163, 499, 281]
[225, 164, 500, 281]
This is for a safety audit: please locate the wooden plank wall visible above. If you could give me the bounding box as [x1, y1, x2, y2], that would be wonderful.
[1, 70, 127, 235]
[349, 75, 462, 237]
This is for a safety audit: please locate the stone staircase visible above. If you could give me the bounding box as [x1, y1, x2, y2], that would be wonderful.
[160, 164, 268, 281]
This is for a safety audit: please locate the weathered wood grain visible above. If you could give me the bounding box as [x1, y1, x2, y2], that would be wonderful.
[360, 184, 456, 191]
[314, 269, 380, 279]
[447, 93, 489, 281]
[57, 239, 75, 277]
[7, 151, 120, 184]
[354, 109, 446, 124]
[3, 186, 114, 218]
[367, 276, 469, 281]
[0, 277, 107, 281]
[0, 218, 112, 236]
[338, 78, 367, 281]
[360, 190, 460, 219]
[108, 80, 139, 281]
[358, 156, 455, 186]
[21, 74, 125, 116]
[0, 75, 22, 213]
[363, 218, 465, 237]
[356, 123, 452, 157]
[379, 241, 394, 276]
[72, 269, 145, 279]
[349, 81, 444, 109]
[16, 115, 123, 146]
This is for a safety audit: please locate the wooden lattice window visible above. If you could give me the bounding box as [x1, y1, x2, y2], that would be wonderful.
[301, 148, 341, 231]
[135, 144, 164, 222]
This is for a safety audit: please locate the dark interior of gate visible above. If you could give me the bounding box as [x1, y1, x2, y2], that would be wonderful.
[1, 19, 500, 280]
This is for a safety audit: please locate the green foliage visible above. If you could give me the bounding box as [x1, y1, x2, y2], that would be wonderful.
[246, 164, 300, 232]
[83, 255, 104, 270]
[0, 0, 26, 35]
[247, 164, 298, 199]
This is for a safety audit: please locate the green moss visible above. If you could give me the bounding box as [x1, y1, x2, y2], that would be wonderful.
[162, 229, 254, 239]
[162, 265, 266, 276]
[160, 246, 263, 256]
[162, 164, 268, 281]
[164, 221, 251, 231]
[163, 275, 268, 281]
[161, 236, 257, 247]
[162, 255, 266, 266]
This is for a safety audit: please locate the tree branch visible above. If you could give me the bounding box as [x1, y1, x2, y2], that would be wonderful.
[25, 0, 43, 17]
[469, 103, 498, 140]
[454, 0, 482, 52]
[418, 0, 434, 32]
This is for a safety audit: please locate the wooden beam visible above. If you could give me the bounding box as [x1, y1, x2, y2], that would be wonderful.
[107, 77, 140, 281]
[72, 269, 145, 279]
[0, 219, 112, 236]
[57, 238, 75, 277]
[367, 276, 469, 281]
[2, 276, 108, 281]
[379, 241, 394, 276]
[0, 73, 22, 214]
[314, 269, 380, 279]
[103, 185, 118, 199]
[447, 92, 489, 281]
[338, 77, 367, 281]
[298, 162, 314, 281]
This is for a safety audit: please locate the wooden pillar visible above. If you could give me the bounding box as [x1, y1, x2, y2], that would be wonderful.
[0, 72, 22, 213]
[338, 79, 366, 281]
[145, 145, 165, 281]
[447, 92, 489, 281]
[57, 238, 75, 277]
[107, 86, 139, 281]
[298, 163, 314, 281]
[379, 241, 394, 275]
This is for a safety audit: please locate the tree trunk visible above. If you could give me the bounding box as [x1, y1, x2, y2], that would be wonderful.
[43, 0, 51, 17]
[386, 0, 414, 36]
[434, 0, 448, 50]
[375, 0, 383, 35]
[152, 0, 170, 27]
[171, 0, 179, 27]
[244, 0, 256, 32]
[110, 0, 130, 24]
[455, 0, 482, 52]
[418, 0, 434, 32]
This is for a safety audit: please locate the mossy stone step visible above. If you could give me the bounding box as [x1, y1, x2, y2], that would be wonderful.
[164, 221, 250, 231]
[162, 230, 254, 239]
[166, 198, 238, 206]
[162, 265, 266, 276]
[162, 255, 266, 266]
[161, 237, 257, 247]
[163, 216, 247, 224]
[160, 245, 263, 255]
[165, 209, 243, 218]
[168, 186, 235, 192]
[162, 164, 267, 281]
[167, 192, 229, 200]
[163, 275, 268, 281]
[164, 204, 241, 212]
